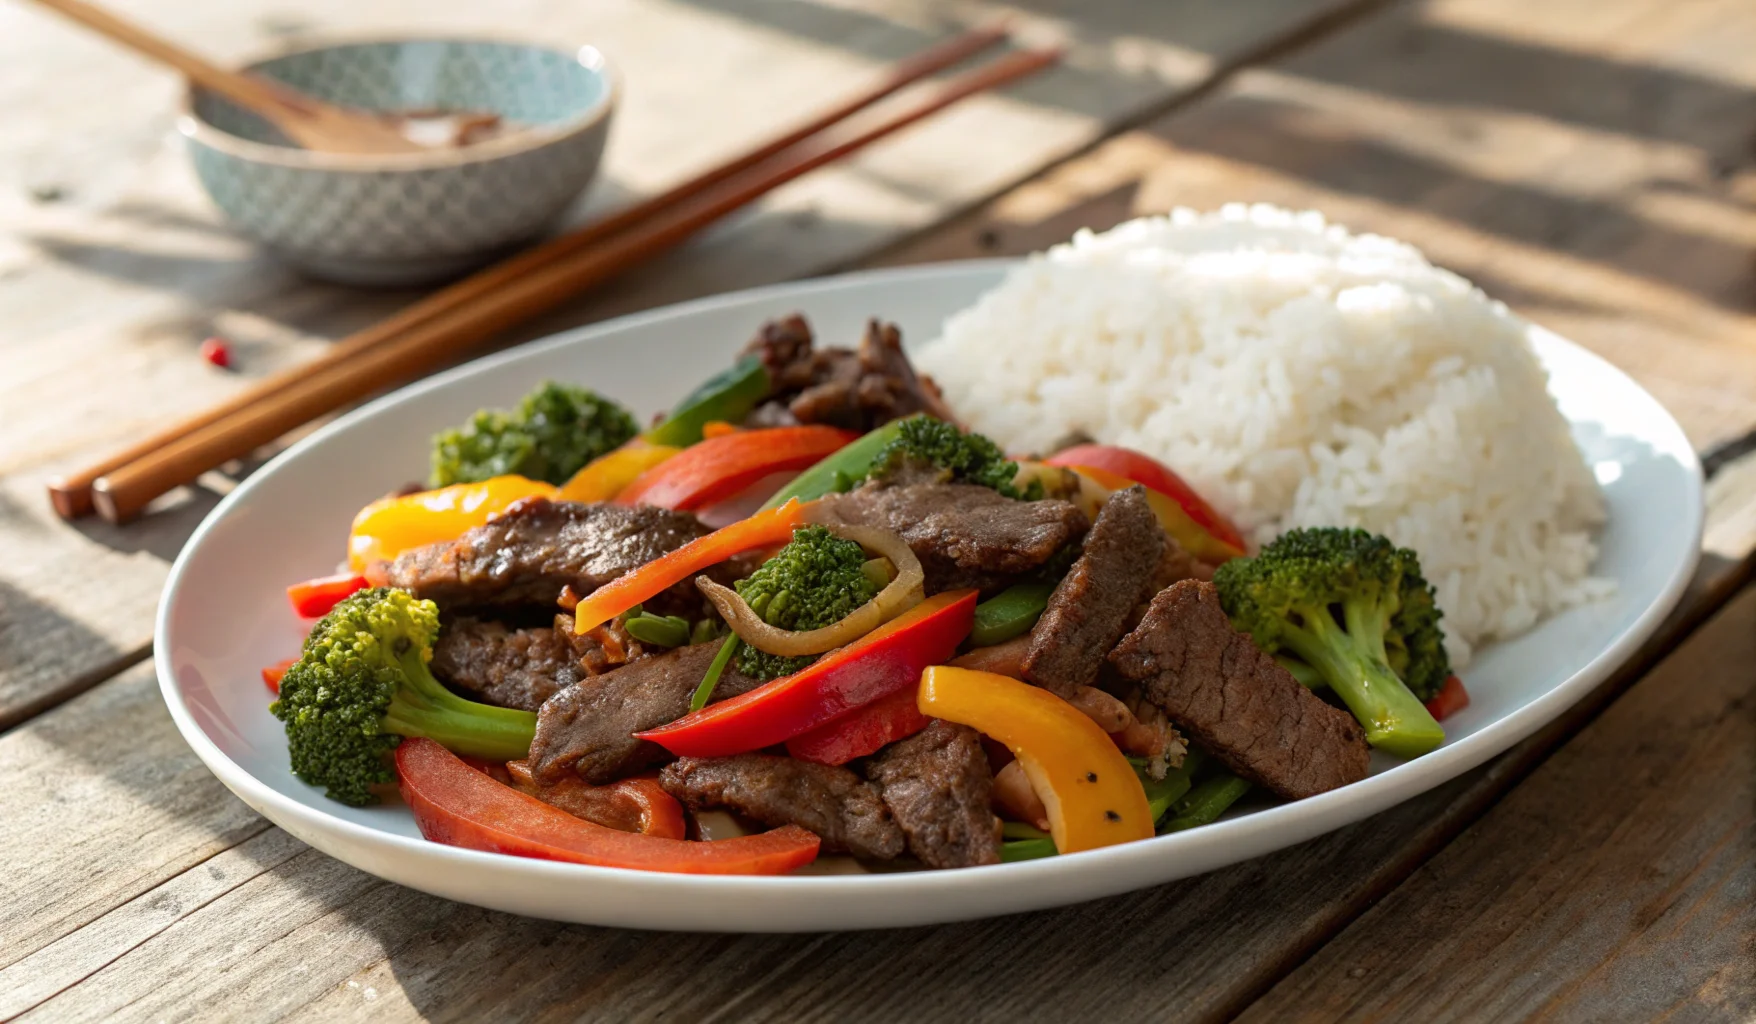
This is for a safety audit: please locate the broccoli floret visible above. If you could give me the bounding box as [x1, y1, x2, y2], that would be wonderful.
[430, 381, 638, 487]
[864, 414, 1038, 499]
[1212, 527, 1451, 758]
[269, 588, 536, 805]
[733, 525, 879, 680]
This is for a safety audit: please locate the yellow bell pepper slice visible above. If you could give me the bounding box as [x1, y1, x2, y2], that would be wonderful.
[918, 666, 1153, 854]
[1064, 465, 1245, 564]
[348, 475, 557, 571]
[558, 444, 680, 503]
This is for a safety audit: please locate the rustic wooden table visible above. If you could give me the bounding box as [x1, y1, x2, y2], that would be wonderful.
[3, 0, 1753, 1020]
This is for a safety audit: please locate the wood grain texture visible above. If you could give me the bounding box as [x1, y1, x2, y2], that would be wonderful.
[0, 0, 1375, 725]
[1238, 584, 1756, 1023]
[3, 549, 1745, 1024]
[0, 663, 269, 984]
[4, 0, 1756, 1019]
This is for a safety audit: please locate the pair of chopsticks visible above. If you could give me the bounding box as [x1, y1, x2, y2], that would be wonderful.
[51, 27, 1060, 524]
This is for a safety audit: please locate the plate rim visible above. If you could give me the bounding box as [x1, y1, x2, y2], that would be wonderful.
[152, 258, 1705, 925]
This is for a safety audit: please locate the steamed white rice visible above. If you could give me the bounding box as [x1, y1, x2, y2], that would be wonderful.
[916, 204, 1612, 665]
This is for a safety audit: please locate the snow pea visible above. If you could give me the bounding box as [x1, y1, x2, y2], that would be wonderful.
[759, 418, 907, 509]
[969, 583, 1055, 647]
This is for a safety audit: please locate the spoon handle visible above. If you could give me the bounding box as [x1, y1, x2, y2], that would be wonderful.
[27, 0, 312, 122]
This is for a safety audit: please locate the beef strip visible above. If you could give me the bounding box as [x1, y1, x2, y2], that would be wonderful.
[866, 721, 998, 868]
[505, 760, 660, 834]
[554, 612, 646, 677]
[430, 617, 581, 712]
[816, 482, 1089, 594]
[372, 498, 714, 613]
[660, 754, 905, 859]
[1021, 485, 1165, 697]
[1108, 580, 1370, 800]
[741, 315, 956, 431]
[527, 642, 761, 785]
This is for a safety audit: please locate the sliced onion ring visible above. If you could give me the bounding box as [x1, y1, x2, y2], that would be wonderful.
[695, 523, 924, 657]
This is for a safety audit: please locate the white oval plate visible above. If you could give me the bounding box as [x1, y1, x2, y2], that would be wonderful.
[157, 261, 1703, 931]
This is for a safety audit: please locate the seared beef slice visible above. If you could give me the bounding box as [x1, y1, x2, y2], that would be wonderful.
[375, 498, 711, 611]
[527, 642, 758, 785]
[1022, 485, 1165, 697]
[866, 721, 998, 868]
[430, 617, 579, 712]
[660, 755, 905, 859]
[1108, 580, 1370, 799]
[817, 483, 1088, 594]
[742, 316, 956, 431]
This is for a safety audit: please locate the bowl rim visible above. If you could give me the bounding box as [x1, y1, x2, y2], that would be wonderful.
[176, 32, 619, 172]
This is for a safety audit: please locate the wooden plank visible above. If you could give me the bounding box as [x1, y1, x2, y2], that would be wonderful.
[1238, 584, 1756, 1023]
[0, 663, 268, 981]
[6, 0, 1756, 1019]
[0, 0, 1379, 725]
[2, 550, 1745, 1023]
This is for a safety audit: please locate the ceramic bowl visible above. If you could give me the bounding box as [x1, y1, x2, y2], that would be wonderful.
[180, 37, 617, 286]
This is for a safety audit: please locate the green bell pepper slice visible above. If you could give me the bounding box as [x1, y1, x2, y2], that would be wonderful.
[970, 583, 1055, 647]
[645, 356, 771, 447]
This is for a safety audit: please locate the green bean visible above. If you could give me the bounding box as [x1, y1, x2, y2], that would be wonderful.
[689, 635, 741, 712]
[624, 613, 690, 648]
[1001, 821, 1050, 841]
[970, 583, 1055, 647]
[689, 618, 721, 646]
[1000, 837, 1058, 863]
[1162, 774, 1252, 833]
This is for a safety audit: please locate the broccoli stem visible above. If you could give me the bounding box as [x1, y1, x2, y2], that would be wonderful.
[1280, 605, 1444, 758]
[381, 648, 536, 761]
[1275, 655, 1326, 690]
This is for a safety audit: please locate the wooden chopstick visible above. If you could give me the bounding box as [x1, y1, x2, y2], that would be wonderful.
[87, 47, 1062, 524]
[47, 24, 1010, 520]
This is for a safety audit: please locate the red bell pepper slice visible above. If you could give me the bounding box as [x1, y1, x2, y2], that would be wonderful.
[286, 572, 369, 618]
[571, 499, 814, 634]
[261, 657, 297, 695]
[1046, 444, 1247, 554]
[616, 426, 858, 511]
[786, 686, 933, 765]
[1425, 675, 1470, 722]
[637, 589, 978, 758]
[395, 739, 819, 874]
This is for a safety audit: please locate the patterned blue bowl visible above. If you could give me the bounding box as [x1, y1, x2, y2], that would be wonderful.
[180, 37, 617, 286]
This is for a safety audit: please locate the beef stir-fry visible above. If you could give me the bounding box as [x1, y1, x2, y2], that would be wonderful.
[268, 314, 1459, 875]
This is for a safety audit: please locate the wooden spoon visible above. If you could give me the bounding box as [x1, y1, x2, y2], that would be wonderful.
[28, 0, 500, 154]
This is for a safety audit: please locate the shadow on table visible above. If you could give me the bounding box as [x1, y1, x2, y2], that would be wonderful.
[1146, 92, 1756, 316]
[319, 767, 1484, 1024]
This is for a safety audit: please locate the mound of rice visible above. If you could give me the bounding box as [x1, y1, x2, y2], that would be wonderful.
[916, 204, 1611, 664]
